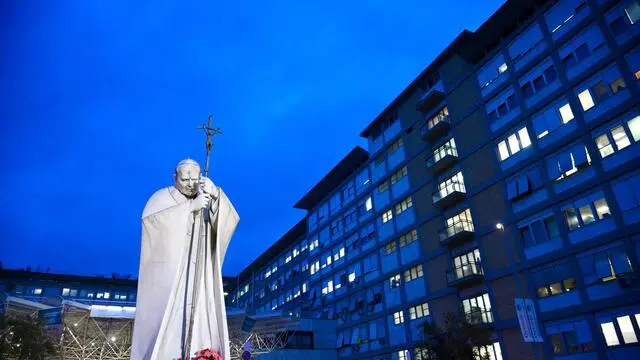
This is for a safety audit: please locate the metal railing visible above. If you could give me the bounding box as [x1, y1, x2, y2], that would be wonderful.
[427, 145, 458, 168]
[439, 219, 474, 243]
[464, 308, 494, 325]
[432, 182, 466, 203]
[446, 261, 483, 283]
[426, 114, 450, 131]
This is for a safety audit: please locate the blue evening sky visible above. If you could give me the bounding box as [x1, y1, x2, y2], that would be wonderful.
[0, 0, 505, 277]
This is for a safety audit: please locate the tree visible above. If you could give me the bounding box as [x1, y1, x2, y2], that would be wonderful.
[0, 316, 58, 360]
[421, 312, 493, 360]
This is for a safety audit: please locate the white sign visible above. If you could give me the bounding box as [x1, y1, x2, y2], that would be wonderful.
[515, 298, 543, 343]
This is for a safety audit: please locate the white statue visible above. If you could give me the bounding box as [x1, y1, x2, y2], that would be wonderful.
[132, 159, 239, 360]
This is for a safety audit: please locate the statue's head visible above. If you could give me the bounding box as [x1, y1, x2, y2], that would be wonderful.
[174, 159, 201, 198]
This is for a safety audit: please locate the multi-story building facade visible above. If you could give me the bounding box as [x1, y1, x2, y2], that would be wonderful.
[228, 0, 640, 359]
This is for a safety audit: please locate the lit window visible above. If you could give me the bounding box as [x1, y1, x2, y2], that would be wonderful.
[393, 311, 404, 325]
[473, 342, 503, 360]
[497, 126, 532, 161]
[437, 172, 466, 200]
[378, 181, 388, 193]
[33, 288, 43, 295]
[445, 209, 474, 237]
[404, 265, 424, 282]
[382, 209, 393, 224]
[537, 277, 576, 298]
[62, 288, 70, 296]
[398, 350, 410, 360]
[601, 322, 620, 346]
[578, 89, 595, 111]
[409, 302, 430, 320]
[387, 138, 404, 155]
[399, 229, 418, 247]
[390, 166, 408, 184]
[394, 197, 413, 215]
[559, 103, 574, 123]
[430, 138, 457, 164]
[310, 261, 320, 275]
[384, 241, 396, 255]
[427, 107, 450, 129]
[617, 316, 638, 344]
[462, 293, 493, 324]
[629, 116, 640, 141]
[389, 274, 401, 288]
[563, 195, 610, 231]
[498, 63, 508, 74]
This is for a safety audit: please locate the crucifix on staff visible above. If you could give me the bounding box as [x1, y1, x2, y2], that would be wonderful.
[198, 115, 223, 178]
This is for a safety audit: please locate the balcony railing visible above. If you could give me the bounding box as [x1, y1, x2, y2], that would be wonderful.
[426, 145, 458, 173]
[417, 82, 445, 112]
[446, 261, 484, 286]
[439, 219, 474, 246]
[421, 115, 451, 141]
[464, 308, 494, 325]
[432, 182, 466, 207]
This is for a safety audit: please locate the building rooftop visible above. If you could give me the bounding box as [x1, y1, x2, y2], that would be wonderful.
[360, 0, 545, 138]
[0, 269, 137, 287]
[294, 146, 369, 211]
[235, 218, 308, 286]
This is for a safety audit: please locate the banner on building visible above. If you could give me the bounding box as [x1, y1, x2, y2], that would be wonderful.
[39, 307, 62, 326]
[515, 298, 543, 342]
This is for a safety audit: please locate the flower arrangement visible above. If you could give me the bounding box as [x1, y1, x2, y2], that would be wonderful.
[177, 348, 222, 360]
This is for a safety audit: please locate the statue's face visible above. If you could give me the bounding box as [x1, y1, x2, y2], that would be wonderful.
[174, 164, 201, 198]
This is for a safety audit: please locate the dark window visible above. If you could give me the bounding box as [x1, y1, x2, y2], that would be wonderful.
[544, 66, 558, 83]
[506, 94, 518, 109]
[610, 77, 627, 93]
[592, 81, 609, 101]
[610, 16, 630, 36]
[488, 110, 498, 121]
[563, 53, 577, 68]
[565, 331, 580, 353]
[575, 43, 591, 61]
[544, 216, 560, 238]
[551, 333, 566, 355]
[533, 76, 546, 92]
[520, 226, 534, 247]
[498, 103, 508, 117]
[522, 82, 535, 98]
[532, 221, 549, 243]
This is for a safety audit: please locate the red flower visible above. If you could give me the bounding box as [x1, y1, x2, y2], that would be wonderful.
[192, 348, 222, 360]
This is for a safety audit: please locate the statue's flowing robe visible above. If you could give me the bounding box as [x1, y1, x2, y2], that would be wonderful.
[132, 186, 239, 360]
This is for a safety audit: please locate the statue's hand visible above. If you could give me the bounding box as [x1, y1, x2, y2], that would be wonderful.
[190, 193, 212, 212]
[199, 176, 219, 200]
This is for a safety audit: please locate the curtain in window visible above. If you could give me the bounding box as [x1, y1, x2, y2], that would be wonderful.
[572, 145, 589, 166]
[611, 250, 631, 275]
[574, 320, 593, 344]
[548, 158, 562, 180]
[559, 152, 574, 173]
[518, 175, 530, 195]
[595, 253, 612, 279]
[532, 221, 549, 244]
